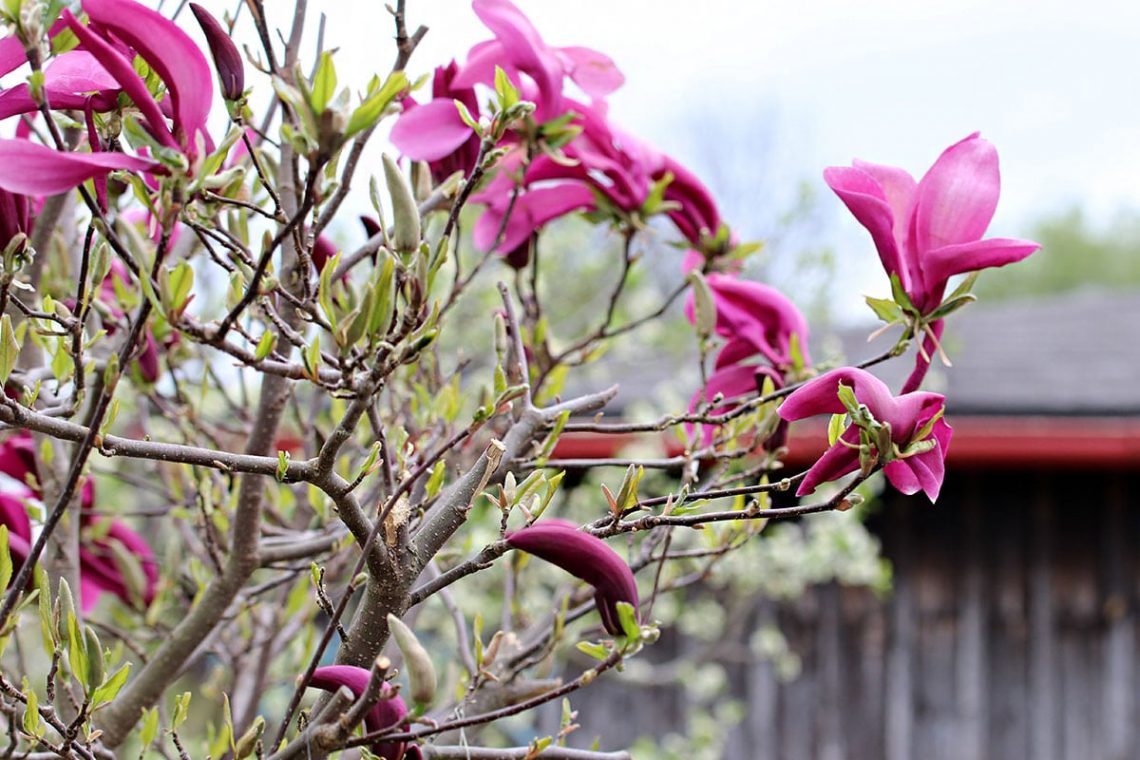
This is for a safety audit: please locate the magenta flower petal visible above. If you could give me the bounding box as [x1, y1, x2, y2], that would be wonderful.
[83, 0, 214, 152]
[900, 318, 944, 394]
[0, 139, 156, 196]
[912, 132, 999, 254]
[470, 0, 562, 113]
[883, 459, 922, 496]
[823, 165, 909, 293]
[0, 490, 32, 543]
[923, 237, 1041, 288]
[555, 45, 625, 97]
[62, 9, 178, 151]
[778, 368, 896, 424]
[506, 519, 639, 636]
[309, 665, 408, 760]
[390, 99, 475, 162]
[0, 35, 24, 77]
[473, 184, 594, 252]
[796, 425, 862, 497]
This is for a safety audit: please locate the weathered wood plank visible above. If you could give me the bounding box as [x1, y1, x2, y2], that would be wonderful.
[885, 501, 914, 760]
[1101, 475, 1133, 760]
[1028, 477, 1057, 760]
[955, 482, 987, 760]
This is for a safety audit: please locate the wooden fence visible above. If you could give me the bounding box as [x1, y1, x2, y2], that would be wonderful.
[568, 471, 1137, 759]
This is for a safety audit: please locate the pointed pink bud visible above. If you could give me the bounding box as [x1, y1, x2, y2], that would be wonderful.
[506, 519, 639, 636]
[309, 666, 408, 760]
[190, 3, 244, 101]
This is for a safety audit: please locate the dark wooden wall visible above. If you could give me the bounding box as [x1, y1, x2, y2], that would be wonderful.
[571, 470, 1138, 759]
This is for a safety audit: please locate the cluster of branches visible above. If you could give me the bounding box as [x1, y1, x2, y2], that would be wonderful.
[0, 0, 1006, 758]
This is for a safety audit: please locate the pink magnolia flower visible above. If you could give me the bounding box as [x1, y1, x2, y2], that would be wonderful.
[454, 0, 622, 120]
[308, 666, 409, 760]
[506, 518, 639, 636]
[0, 432, 159, 610]
[778, 368, 952, 502]
[60, 0, 214, 160]
[391, 0, 622, 170]
[683, 253, 811, 445]
[471, 101, 724, 258]
[390, 60, 482, 182]
[824, 133, 1040, 391]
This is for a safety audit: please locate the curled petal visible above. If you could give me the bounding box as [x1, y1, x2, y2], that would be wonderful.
[0, 139, 156, 196]
[555, 45, 624, 97]
[923, 237, 1041, 290]
[62, 9, 178, 151]
[823, 165, 911, 294]
[778, 368, 897, 425]
[309, 666, 408, 760]
[506, 519, 638, 636]
[84, 0, 214, 151]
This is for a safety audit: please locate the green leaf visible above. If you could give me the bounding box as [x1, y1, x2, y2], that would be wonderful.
[22, 677, 43, 738]
[453, 98, 479, 130]
[91, 662, 130, 706]
[865, 295, 903, 324]
[614, 601, 640, 641]
[254, 330, 277, 361]
[827, 414, 846, 446]
[310, 52, 337, 113]
[139, 707, 159, 747]
[925, 293, 977, 322]
[576, 641, 608, 661]
[0, 315, 19, 383]
[493, 65, 518, 110]
[889, 272, 918, 315]
[166, 261, 194, 319]
[0, 526, 10, 592]
[425, 460, 446, 499]
[171, 691, 192, 730]
[345, 70, 408, 139]
[67, 610, 89, 694]
[276, 451, 290, 482]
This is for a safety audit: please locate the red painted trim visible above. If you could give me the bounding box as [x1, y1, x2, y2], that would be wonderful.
[551, 416, 1140, 470]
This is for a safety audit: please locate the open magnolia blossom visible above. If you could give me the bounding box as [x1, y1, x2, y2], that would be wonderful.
[824, 133, 1041, 391]
[778, 368, 953, 501]
[506, 518, 640, 636]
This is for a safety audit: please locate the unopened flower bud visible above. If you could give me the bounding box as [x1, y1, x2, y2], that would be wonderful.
[386, 614, 437, 706]
[190, 4, 245, 101]
[382, 154, 420, 254]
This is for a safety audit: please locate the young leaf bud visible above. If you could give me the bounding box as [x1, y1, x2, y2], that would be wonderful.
[386, 614, 437, 706]
[382, 154, 420, 254]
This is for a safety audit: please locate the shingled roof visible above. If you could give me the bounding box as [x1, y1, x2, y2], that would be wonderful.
[845, 288, 1140, 416]
[574, 288, 1140, 418]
